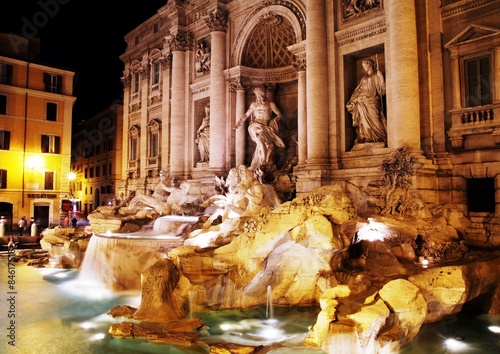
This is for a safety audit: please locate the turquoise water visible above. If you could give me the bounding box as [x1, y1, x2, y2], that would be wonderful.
[1, 259, 499, 353]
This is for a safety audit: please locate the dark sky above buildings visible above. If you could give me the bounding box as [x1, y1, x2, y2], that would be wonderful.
[1, 1, 167, 122]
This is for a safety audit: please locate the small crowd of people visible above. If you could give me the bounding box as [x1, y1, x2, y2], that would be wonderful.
[17, 216, 37, 236]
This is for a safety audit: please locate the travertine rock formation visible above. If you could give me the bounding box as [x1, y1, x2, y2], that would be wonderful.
[99, 185, 500, 353]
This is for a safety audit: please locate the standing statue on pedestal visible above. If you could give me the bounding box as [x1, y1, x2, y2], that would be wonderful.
[346, 58, 387, 145]
[195, 104, 210, 163]
[235, 87, 285, 171]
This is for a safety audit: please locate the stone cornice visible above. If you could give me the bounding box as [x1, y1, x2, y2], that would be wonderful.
[224, 65, 297, 84]
[441, 0, 498, 19]
[335, 19, 386, 47]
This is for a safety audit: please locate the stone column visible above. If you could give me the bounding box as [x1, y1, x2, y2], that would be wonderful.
[495, 47, 500, 103]
[205, 10, 228, 172]
[159, 50, 172, 172]
[231, 80, 248, 167]
[119, 67, 131, 195]
[168, 31, 192, 176]
[306, 0, 329, 164]
[386, 0, 421, 150]
[289, 44, 307, 165]
[139, 55, 149, 185]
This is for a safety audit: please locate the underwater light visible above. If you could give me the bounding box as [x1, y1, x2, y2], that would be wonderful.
[488, 325, 500, 333]
[89, 333, 106, 341]
[444, 337, 468, 351]
[80, 322, 94, 329]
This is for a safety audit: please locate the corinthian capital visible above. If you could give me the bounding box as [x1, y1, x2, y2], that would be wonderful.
[167, 30, 194, 52]
[204, 9, 229, 32]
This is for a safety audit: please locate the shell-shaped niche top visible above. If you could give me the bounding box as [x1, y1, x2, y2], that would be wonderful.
[242, 12, 296, 69]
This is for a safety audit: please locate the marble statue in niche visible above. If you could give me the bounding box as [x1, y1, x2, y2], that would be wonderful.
[195, 103, 210, 163]
[346, 58, 387, 145]
[235, 86, 285, 171]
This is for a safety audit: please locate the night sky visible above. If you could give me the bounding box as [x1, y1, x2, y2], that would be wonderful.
[1, 1, 168, 122]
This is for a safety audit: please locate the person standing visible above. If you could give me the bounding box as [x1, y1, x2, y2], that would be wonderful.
[18, 216, 27, 236]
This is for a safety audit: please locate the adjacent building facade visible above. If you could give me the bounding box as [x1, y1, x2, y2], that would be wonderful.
[71, 103, 124, 215]
[118, 0, 500, 241]
[0, 33, 76, 231]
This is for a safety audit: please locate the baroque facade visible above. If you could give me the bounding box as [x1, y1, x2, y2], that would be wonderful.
[119, 0, 500, 237]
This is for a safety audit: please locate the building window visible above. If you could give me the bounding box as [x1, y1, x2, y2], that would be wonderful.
[149, 131, 159, 157]
[0, 95, 6, 115]
[89, 167, 94, 178]
[464, 56, 492, 107]
[152, 62, 160, 85]
[95, 165, 100, 177]
[153, 22, 159, 33]
[46, 102, 57, 121]
[43, 73, 62, 93]
[0, 130, 9, 150]
[41, 135, 60, 154]
[0, 63, 13, 85]
[130, 136, 138, 160]
[467, 178, 495, 213]
[44, 171, 54, 190]
[0, 169, 6, 189]
[133, 72, 140, 93]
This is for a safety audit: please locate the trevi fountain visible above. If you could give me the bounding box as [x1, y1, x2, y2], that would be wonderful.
[6, 145, 500, 353]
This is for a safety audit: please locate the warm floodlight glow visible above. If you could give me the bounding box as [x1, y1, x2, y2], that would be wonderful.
[444, 338, 469, 351]
[26, 156, 43, 169]
[421, 258, 429, 268]
[67, 172, 76, 181]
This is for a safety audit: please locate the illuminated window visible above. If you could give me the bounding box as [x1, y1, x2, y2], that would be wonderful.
[41, 135, 60, 154]
[43, 73, 62, 93]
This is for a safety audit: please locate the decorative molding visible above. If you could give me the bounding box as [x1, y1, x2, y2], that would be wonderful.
[441, 0, 497, 19]
[335, 19, 386, 47]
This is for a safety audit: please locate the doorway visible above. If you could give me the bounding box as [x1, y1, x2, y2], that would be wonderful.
[34, 205, 49, 230]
